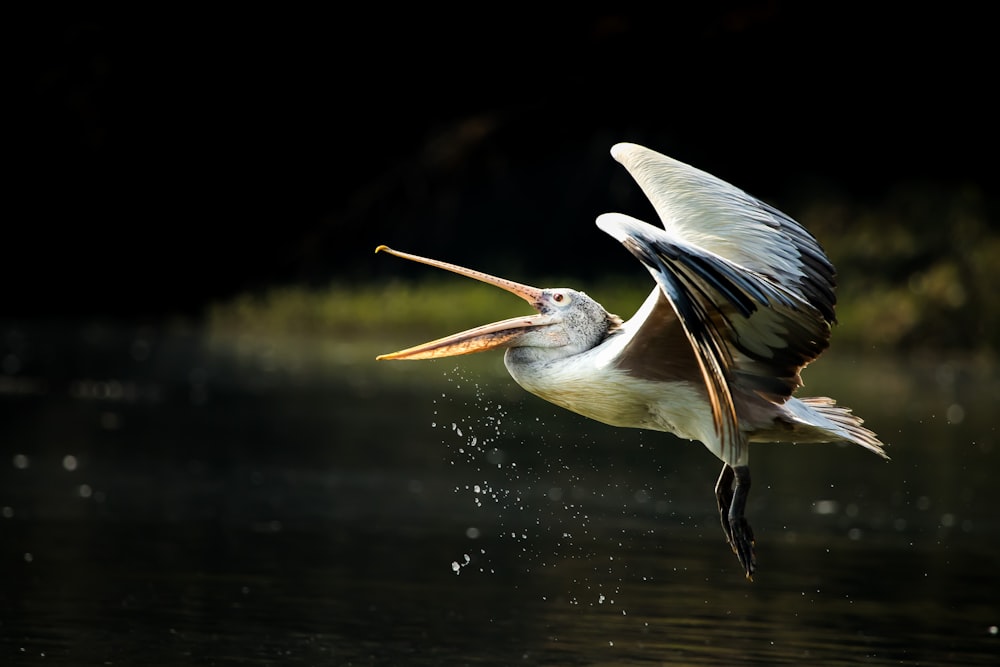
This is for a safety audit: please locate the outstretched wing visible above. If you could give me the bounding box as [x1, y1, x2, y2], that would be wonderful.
[597, 143, 836, 465]
[608, 143, 836, 322]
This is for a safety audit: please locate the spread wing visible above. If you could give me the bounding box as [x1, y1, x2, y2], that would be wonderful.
[597, 143, 836, 465]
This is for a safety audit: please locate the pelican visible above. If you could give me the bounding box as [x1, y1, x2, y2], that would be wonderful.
[375, 142, 887, 580]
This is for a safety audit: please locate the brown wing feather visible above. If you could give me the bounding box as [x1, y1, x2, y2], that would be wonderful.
[614, 290, 703, 386]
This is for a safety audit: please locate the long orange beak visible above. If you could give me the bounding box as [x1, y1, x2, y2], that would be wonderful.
[374, 245, 556, 360]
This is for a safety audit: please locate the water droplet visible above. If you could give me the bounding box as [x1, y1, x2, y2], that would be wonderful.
[813, 499, 838, 515]
[946, 403, 965, 424]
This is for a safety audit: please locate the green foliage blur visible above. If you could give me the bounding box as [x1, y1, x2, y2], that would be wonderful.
[804, 185, 997, 354]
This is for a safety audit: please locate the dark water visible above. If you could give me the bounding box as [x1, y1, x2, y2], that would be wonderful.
[1, 322, 997, 665]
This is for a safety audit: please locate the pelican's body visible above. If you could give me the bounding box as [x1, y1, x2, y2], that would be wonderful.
[503, 291, 712, 439]
[503, 285, 877, 460]
[376, 142, 887, 579]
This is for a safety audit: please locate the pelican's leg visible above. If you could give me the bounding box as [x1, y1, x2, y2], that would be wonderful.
[714, 463, 756, 580]
[714, 464, 735, 545]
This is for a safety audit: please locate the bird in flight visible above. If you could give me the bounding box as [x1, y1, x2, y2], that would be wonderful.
[376, 142, 887, 580]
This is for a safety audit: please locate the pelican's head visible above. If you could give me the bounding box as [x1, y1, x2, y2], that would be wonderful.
[374, 246, 621, 362]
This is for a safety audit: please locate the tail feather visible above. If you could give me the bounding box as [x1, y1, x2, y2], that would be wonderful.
[796, 396, 889, 459]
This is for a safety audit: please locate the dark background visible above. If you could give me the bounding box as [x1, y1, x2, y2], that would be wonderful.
[10, 5, 995, 321]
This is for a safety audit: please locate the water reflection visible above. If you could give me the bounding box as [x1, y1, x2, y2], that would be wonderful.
[0, 322, 997, 664]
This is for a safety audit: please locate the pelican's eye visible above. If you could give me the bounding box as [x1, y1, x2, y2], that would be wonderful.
[551, 291, 572, 306]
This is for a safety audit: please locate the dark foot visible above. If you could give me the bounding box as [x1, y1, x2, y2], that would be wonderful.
[714, 463, 756, 580]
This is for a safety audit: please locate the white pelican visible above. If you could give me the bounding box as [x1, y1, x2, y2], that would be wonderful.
[376, 142, 887, 580]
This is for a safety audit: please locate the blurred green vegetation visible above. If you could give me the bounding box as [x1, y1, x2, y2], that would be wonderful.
[802, 184, 998, 354]
[205, 279, 646, 344]
[208, 186, 997, 357]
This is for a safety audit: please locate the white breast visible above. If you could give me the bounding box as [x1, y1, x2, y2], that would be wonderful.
[504, 346, 714, 445]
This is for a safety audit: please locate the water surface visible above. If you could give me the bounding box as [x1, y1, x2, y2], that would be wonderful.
[0, 322, 996, 664]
